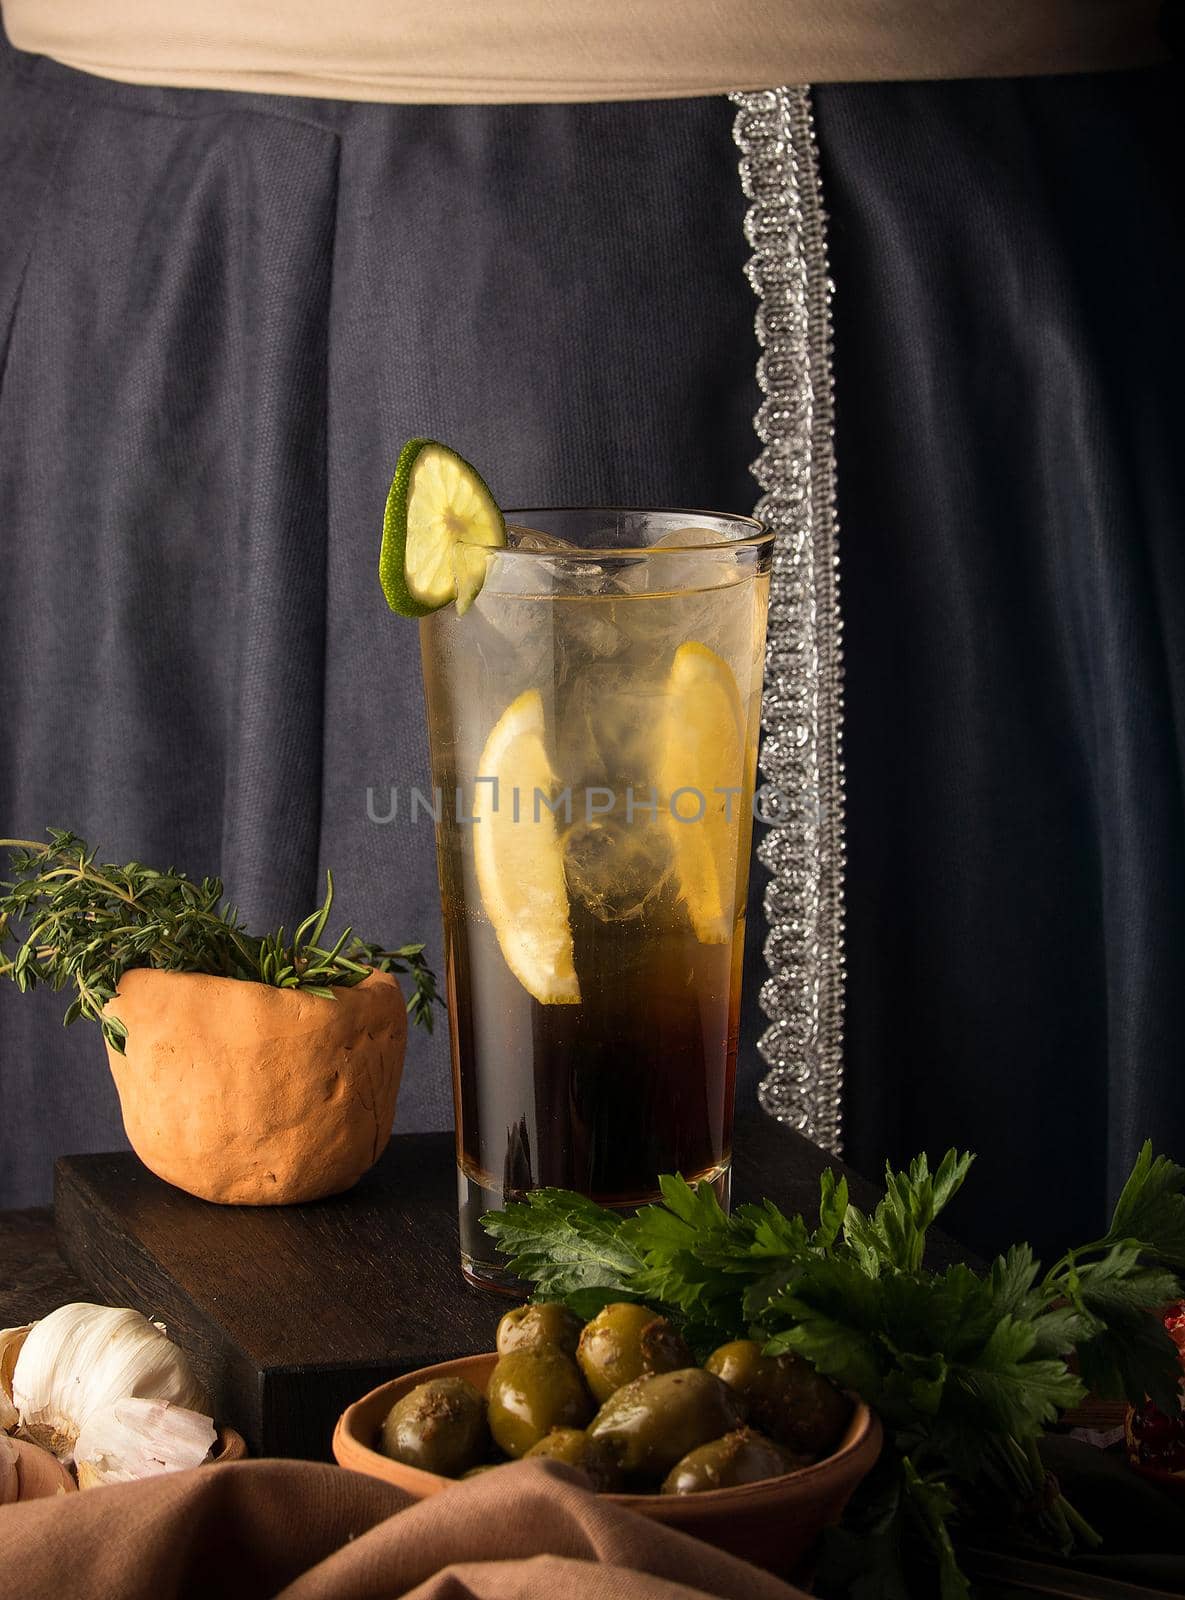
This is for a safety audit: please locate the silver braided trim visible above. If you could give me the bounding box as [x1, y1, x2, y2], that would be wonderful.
[731, 87, 846, 1154]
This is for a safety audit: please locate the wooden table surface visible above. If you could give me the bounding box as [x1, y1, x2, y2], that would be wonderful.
[0, 1206, 91, 1325]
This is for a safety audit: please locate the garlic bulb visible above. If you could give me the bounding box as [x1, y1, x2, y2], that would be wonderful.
[74, 1397, 216, 1489]
[12, 1303, 208, 1460]
[0, 1324, 32, 1433]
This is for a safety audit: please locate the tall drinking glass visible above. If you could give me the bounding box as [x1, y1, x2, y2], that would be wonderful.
[420, 509, 773, 1289]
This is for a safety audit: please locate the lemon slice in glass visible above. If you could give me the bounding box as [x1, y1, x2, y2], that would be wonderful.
[474, 689, 581, 1005]
[658, 641, 748, 945]
[379, 438, 505, 617]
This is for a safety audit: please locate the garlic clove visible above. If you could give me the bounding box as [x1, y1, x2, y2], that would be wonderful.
[1, 1433, 78, 1502]
[0, 1325, 32, 1433]
[74, 1397, 217, 1488]
[12, 1303, 208, 1461]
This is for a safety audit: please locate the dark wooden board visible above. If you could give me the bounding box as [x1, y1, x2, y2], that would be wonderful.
[52, 1108, 968, 1462]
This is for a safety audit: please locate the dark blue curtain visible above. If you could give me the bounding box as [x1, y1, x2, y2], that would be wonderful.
[2, 23, 1183, 1263]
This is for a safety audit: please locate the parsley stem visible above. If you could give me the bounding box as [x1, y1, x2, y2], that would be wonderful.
[1057, 1492, 1102, 1551]
[1023, 1436, 1102, 1553]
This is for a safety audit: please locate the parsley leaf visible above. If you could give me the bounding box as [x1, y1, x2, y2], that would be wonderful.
[763, 1259, 887, 1401]
[480, 1189, 644, 1298]
[845, 1151, 974, 1276]
[1104, 1141, 1185, 1262]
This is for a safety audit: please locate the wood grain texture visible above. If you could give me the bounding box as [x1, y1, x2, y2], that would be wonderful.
[47, 1108, 968, 1462]
[0, 1208, 90, 1324]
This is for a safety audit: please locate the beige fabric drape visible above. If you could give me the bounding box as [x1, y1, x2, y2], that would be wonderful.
[1, 1456, 812, 1600]
[3, 0, 1170, 103]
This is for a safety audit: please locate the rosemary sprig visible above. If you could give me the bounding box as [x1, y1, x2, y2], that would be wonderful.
[0, 830, 441, 1051]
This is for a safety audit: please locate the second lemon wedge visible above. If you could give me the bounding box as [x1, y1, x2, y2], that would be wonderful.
[658, 641, 748, 945]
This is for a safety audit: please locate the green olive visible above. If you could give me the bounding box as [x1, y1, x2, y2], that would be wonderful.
[661, 1427, 807, 1494]
[486, 1348, 593, 1458]
[704, 1340, 770, 1407]
[496, 1302, 583, 1359]
[524, 1426, 623, 1491]
[379, 1376, 490, 1477]
[585, 1367, 744, 1484]
[705, 1339, 851, 1457]
[576, 1302, 694, 1404]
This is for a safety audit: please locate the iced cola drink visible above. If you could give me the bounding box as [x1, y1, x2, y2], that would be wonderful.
[420, 509, 773, 1289]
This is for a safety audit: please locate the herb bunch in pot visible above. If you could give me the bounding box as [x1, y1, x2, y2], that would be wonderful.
[0, 830, 441, 1204]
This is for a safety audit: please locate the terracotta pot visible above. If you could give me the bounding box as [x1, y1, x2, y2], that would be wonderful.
[103, 969, 406, 1205]
[333, 1353, 882, 1576]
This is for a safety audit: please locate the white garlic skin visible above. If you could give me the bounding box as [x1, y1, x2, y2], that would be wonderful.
[12, 1303, 208, 1460]
[74, 1396, 216, 1488]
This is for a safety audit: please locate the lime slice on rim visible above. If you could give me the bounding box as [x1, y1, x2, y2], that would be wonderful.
[658, 641, 749, 945]
[474, 689, 581, 1006]
[380, 438, 506, 617]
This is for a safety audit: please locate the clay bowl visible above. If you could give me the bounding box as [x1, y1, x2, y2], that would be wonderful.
[1, 1435, 77, 1500]
[102, 968, 407, 1205]
[211, 1427, 248, 1465]
[334, 1353, 882, 1574]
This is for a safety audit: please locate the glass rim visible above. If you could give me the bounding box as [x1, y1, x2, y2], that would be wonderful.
[460, 506, 773, 558]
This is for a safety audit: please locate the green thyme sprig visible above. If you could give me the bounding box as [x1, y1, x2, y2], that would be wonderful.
[0, 830, 441, 1052]
[484, 1147, 1185, 1599]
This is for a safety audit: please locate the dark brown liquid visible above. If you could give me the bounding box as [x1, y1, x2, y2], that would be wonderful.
[446, 873, 742, 1207]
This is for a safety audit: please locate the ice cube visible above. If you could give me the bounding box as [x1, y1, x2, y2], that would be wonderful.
[558, 663, 660, 787]
[567, 613, 628, 659]
[506, 525, 575, 551]
[650, 526, 741, 595]
[561, 817, 672, 923]
[651, 525, 724, 547]
[469, 589, 551, 682]
[503, 524, 619, 595]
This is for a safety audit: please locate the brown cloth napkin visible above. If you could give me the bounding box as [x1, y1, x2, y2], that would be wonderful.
[1, 1457, 811, 1600]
